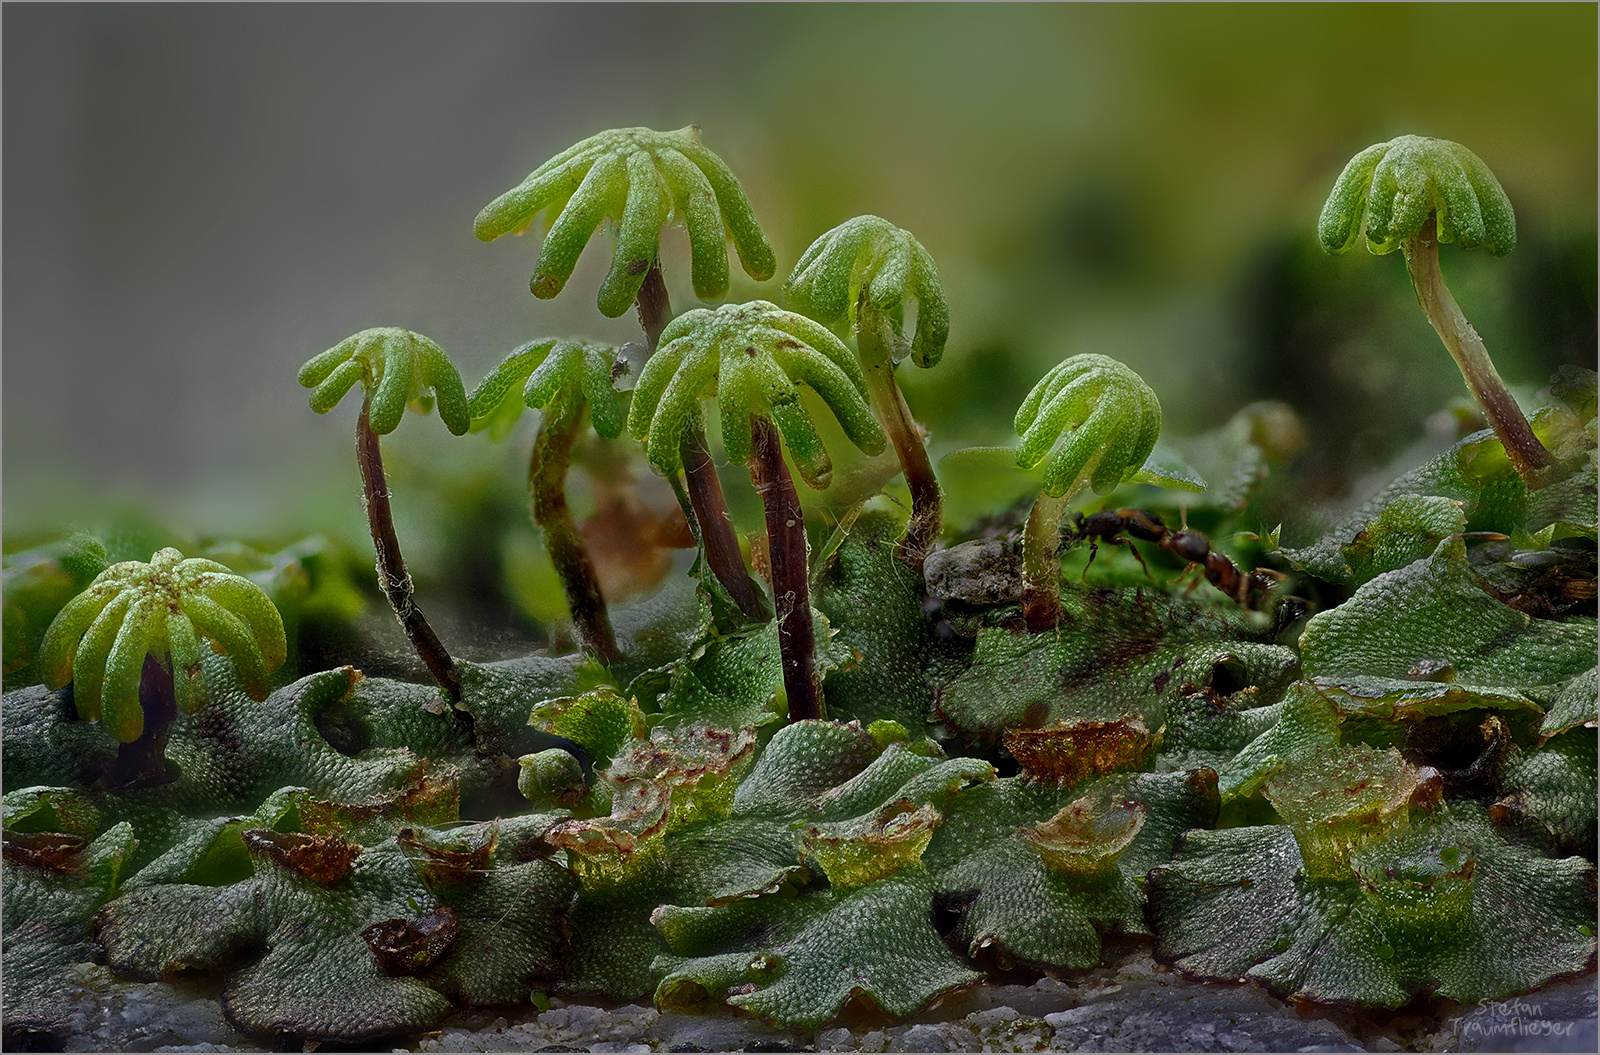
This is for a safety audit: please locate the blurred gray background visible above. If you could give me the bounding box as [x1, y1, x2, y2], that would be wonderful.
[5, 3, 1595, 546]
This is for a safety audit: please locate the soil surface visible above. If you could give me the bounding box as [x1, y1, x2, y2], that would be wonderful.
[17, 948, 1595, 1053]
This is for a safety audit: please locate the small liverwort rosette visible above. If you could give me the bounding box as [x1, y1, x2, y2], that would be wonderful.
[37, 548, 287, 741]
[1014, 353, 1163, 498]
[1319, 135, 1516, 257]
[475, 126, 776, 316]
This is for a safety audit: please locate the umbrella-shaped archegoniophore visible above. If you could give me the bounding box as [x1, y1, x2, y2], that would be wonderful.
[297, 327, 469, 701]
[1012, 353, 1165, 630]
[785, 215, 950, 569]
[629, 300, 887, 719]
[468, 338, 626, 664]
[1319, 135, 1552, 486]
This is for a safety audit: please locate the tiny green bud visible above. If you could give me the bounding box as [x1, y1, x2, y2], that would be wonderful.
[866, 719, 911, 750]
[516, 748, 587, 807]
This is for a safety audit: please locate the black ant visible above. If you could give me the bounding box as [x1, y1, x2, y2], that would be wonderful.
[1068, 508, 1284, 612]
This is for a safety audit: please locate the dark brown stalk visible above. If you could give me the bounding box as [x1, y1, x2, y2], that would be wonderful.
[530, 395, 623, 664]
[357, 399, 462, 701]
[858, 303, 942, 572]
[683, 425, 768, 620]
[749, 416, 821, 721]
[109, 654, 178, 788]
[635, 261, 672, 351]
[636, 258, 765, 619]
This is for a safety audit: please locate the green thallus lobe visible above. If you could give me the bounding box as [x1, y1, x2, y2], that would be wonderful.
[1319, 134, 1553, 486]
[785, 215, 949, 570]
[297, 327, 469, 701]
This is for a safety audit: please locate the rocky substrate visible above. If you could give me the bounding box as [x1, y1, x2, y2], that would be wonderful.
[15, 947, 1595, 1054]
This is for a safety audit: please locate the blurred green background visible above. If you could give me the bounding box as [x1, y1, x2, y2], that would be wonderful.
[4, 3, 1594, 640]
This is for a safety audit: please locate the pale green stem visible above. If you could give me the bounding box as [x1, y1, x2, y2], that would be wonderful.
[1021, 489, 1075, 631]
[1402, 217, 1553, 487]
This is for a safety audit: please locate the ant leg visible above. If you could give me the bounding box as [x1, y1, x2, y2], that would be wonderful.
[1080, 539, 1100, 583]
[1122, 538, 1156, 581]
[1169, 563, 1205, 596]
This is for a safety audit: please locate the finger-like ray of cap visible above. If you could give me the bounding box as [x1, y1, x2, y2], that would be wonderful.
[167, 610, 206, 715]
[297, 341, 356, 388]
[368, 339, 415, 435]
[789, 221, 872, 326]
[416, 336, 469, 435]
[198, 574, 288, 674]
[1318, 141, 1388, 255]
[867, 238, 912, 313]
[768, 309, 865, 393]
[524, 340, 581, 409]
[180, 593, 271, 702]
[644, 346, 718, 476]
[1367, 149, 1432, 256]
[1043, 429, 1108, 499]
[677, 136, 775, 281]
[532, 153, 626, 300]
[770, 396, 833, 489]
[475, 149, 601, 241]
[100, 598, 158, 743]
[907, 240, 950, 367]
[1452, 143, 1516, 256]
[598, 151, 670, 317]
[72, 591, 132, 722]
[469, 340, 555, 421]
[1016, 368, 1095, 463]
[1084, 395, 1144, 494]
[658, 148, 730, 301]
[717, 354, 758, 467]
[628, 333, 692, 439]
[307, 358, 368, 415]
[37, 582, 119, 689]
[769, 343, 884, 457]
[578, 345, 625, 439]
[1014, 359, 1070, 436]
